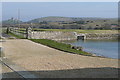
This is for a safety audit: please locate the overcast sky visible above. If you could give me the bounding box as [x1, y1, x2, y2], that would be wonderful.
[2, 2, 118, 21]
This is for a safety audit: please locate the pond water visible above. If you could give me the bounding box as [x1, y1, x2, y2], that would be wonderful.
[62, 40, 119, 59]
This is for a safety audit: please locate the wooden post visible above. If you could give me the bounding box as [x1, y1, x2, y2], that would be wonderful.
[6, 27, 9, 34]
[26, 27, 28, 39]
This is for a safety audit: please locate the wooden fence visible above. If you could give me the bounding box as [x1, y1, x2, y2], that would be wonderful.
[8, 27, 32, 39]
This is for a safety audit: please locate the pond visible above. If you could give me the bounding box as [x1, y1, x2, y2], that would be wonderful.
[62, 39, 119, 59]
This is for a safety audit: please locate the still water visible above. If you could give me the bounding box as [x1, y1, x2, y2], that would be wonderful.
[63, 40, 119, 59]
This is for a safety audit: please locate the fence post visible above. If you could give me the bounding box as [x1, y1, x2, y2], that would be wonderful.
[26, 27, 32, 39]
[6, 27, 10, 34]
[26, 27, 28, 39]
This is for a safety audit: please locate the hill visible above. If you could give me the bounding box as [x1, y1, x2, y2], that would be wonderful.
[2, 16, 118, 30]
[27, 16, 117, 23]
[2, 18, 23, 25]
[27, 16, 83, 23]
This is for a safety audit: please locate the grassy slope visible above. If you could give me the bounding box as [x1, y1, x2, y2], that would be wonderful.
[30, 39, 92, 56]
[8, 32, 25, 39]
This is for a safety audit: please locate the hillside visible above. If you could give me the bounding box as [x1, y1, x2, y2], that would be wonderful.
[27, 16, 117, 23]
[26, 17, 118, 29]
[2, 16, 118, 30]
[2, 18, 23, 25]
[27, 16, 83, 23]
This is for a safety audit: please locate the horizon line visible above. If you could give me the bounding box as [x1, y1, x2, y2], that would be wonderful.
[2, 16, 118, 22]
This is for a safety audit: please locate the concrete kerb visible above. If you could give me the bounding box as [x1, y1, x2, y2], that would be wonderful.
[0, 59, 2, 79]
[1, 58, 39, 79]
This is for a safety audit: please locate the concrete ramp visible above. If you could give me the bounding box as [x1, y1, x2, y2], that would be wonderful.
[1, 39, 119, 78]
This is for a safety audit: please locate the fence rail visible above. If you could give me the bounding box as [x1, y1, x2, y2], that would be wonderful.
[8, 27, 30, 39]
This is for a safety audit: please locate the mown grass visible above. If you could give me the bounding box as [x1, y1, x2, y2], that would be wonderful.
[8, 32, 26, 39]
[30, 39, 92, 56]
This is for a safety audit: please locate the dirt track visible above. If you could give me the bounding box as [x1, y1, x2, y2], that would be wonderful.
[2, 39, 119, 78]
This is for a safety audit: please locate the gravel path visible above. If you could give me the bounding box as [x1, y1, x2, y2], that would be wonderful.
[2, 39, 119, 78]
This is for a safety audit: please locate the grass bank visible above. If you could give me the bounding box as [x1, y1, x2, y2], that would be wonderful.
[30, 39, 92, 56]
[7, 32, 25, 39]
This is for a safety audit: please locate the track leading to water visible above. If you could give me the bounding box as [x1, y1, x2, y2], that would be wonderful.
[2, 39, 119, 78]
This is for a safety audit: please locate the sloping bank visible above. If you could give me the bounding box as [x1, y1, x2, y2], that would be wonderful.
[29, 39, 93, 56]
